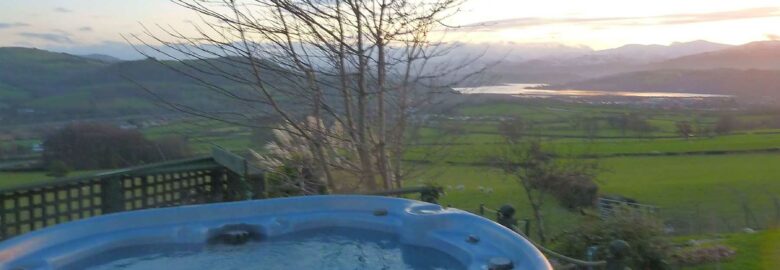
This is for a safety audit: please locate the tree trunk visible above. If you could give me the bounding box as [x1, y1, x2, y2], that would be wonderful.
[521, 177, 547, 245]
[375, 3, 391, 190]
[354, 4, 377, 190]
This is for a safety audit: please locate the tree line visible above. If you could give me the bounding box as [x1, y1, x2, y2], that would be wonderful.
[42, 122, 191, 176]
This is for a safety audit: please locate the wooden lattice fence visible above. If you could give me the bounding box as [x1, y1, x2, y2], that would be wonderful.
[0, 148, 263, 241]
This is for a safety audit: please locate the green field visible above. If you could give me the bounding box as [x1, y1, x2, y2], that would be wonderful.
[0, 172, 53, 189]
[681, 229, 780, 270]
[417, 101, 780, 268]
[600, 154, 780, 232]
[142, 119, 260, 154]
[406, 133, 780, 166]
[0, 170, 100, 189]
[415, 102, 780, 233]
[406, 153, 780, 236]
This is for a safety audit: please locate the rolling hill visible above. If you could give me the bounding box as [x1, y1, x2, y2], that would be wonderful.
[486, 40, 735, 84]
[595, 40, 731, 61]
[541, 69, 780, 100]
[3, 40, 780, 119]
[0, 47, 108, 96]
[651, 41, 780, 70]
[536, 41, 780, 100]
[0, 48, 284, 117]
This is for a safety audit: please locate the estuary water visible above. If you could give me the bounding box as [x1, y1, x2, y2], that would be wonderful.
[454, 84, 731, 98]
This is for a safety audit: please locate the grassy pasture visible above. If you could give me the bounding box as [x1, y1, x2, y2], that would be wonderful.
[142, 119, 259, 154]
[0, 171, 99, 189]
[0, 172, 52, 189]
[406, 131, 780, 164]
[407, 102, 780, 257]
[415, 101, 780, 268]
[599, 154, 780, 232]
[413, 153, 780, 236]
[681, 229, 780, 270]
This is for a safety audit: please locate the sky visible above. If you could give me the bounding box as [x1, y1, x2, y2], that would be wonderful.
[1, 0, 779, 58]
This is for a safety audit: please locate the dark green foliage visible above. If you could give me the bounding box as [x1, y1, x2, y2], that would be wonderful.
[420, 182, 444, 203]
[498, 139, 600, 244]
[557, 212, 672, 270]
[265, 166, 303, 197]
[516, 142, 600, 210]
[264, 165, 326, 198]
[606, 113, 656, 136]
[45, 160, 70, 177]
[549, 167, 600, 210]
[43, 123, 159, 169]
[42, 123, 193, 170]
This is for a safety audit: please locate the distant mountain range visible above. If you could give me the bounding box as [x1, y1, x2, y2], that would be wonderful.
[650, 41, 780, 70]
[483, 40, 739, 84]
[0, 47, 282, 119]
[2, 39, 780, 119]
[480, 40, 780, 101]
[595, 40, 731, 61]
[534, 41, 780, 101]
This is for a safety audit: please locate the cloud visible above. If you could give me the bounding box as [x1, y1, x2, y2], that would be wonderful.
[78, 26, 93, 32]
[767, 33, 780, 41]
[0, 22, 30, 29]
[53, 7, 72, 13]
[18, 32, 73, 44]
[463, 7, 780, 31]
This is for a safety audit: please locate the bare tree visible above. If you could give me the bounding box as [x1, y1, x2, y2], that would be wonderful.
[499, 140, 553, 244]
[494, 139, 599, 245]
[128, 0, 482, 192]
[675, 121, 694, 139]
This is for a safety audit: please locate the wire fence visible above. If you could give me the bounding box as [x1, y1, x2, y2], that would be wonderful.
[473, 203, 619, 269]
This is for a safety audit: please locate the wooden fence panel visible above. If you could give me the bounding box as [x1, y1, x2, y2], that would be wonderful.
[0, 177, 104, 239]
[0, 157, 231, 241]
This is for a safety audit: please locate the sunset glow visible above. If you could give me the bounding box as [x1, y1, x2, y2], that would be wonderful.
[1, 0, 778, 51]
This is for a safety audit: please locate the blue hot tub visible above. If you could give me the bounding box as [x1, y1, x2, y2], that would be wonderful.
[0, 196, 551, 270]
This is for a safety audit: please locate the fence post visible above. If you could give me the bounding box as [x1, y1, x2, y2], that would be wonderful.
[100, 176, 124, 214]
[523, 218, 531, 237]
[586, 246, 599, 270]
[225, 171, 244, 201]
[496, 205, 518, 231]
[605, 240, 630, 270]
[0, 193, 6, 239]
[248, 173, 266, 199]
[210, 168, 225, 202]
[479, 203, 485, 216]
